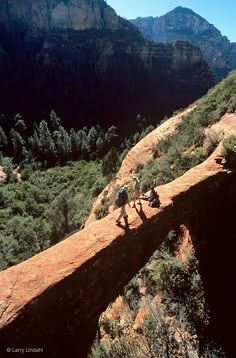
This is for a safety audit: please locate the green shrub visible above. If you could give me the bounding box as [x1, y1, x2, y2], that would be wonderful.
[222, 135, 236, 165]
[135, 162, 144, 173]
[124, 277, 141, 312]
[0, 160, 107, 270]
[91, 178, 107, 197]
[91, 229, 224, 357]
[95, 192, 110, 220]
[19, 165, 33, 181]
[139, 72, 236, 188]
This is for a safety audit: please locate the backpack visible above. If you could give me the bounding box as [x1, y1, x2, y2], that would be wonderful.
[149, 198, 161, 208]
[148, 190, 159, 202]
[115, 189, 128, 207]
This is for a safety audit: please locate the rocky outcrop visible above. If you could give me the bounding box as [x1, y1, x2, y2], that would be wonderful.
[85, 104, 196, 226]
[0, 113, 236, 357]
[0, 1, 213, 132]
[0, 0, 125, 32]
[130, 16, 155, 40]
[130, 7, 236, 80]
[0, 166, 20, 182]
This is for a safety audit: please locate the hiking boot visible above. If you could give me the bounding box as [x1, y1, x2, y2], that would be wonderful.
[115, 220, 121, 225]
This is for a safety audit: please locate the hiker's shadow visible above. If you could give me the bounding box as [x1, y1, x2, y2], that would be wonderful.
[116, 218, 130, 232]
[134, 202, 147, 223]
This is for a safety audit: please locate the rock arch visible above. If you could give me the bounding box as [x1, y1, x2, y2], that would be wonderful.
[0, 127, 235, 357]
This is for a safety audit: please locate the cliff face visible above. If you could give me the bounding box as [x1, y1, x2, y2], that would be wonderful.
[130, 16, 155, 40]
[0, 1, 213, 131]
[0, 120, 235, 357]
[0, 0, 124, 31]
[130, 7, 236, 80]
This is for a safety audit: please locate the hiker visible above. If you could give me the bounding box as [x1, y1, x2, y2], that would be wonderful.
[115, 185, 130, 225]
[142, 185, 161, 208]
[132, 176, 141, 208]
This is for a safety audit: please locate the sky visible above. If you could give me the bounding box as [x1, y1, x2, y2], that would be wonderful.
[106, 0, 236, 42]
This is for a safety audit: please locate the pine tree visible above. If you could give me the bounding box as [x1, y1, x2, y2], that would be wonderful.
[0, 126, 8, 154]
[60, 127, 71, 162]
[29, 130, 42, 160]
[81, 139, 89, 160]
[38, 120, 55, 165]
[13, 114, 22, 122]
[102, 147, 120, 176]
[49, 189, 78, 243]
[96, 137, 104, 158]
[107, 125, 118, 142]
[15, 119, 27, 135]
[10, 129, 25, 162]
[50, 110, 61, 131]
[87, 126, 98, 155]
[70, 128, 78, 159]
[77, 129, 87, 159]
[1, 157, 17, 183]
[54, 133, 64, 163]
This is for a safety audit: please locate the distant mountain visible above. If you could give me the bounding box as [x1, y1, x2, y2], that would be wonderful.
[130, 6, 236, 80]
[0, 1, 214, 133]
[130, 16, 155, 40]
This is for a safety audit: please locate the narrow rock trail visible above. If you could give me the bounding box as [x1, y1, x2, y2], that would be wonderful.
[86, 104, 197, 226]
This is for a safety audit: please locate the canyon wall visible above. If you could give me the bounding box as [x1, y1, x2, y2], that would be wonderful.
[130, 7, 236, 81]
[0, 1, 214, 131]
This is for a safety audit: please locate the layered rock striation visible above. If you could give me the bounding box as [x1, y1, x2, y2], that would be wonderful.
[130, 7, 236, 80]
[0, 0, 127, 32]
[0, 1, 214, 131]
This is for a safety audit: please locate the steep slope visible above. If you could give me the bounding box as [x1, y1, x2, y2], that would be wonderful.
[86, 68, 236, 226]
[130, 16, 155, 39]
[130, 7, 236, 80]
[0, 116, 235, 357]
[0, 0, 131, 32]
[0, 1, 213, 132]
[85, 104, 196, 226]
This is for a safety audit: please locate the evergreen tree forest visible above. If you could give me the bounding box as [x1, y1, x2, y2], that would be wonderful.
[0, 108, 155, 271]
[0, 110, 120, 167]
[0, 110, 122, 270]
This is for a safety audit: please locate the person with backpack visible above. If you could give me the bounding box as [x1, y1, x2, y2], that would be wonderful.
[115, 185, 130, 225]
[141, 185, 161, 208]
[132, 176, 141, 207]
